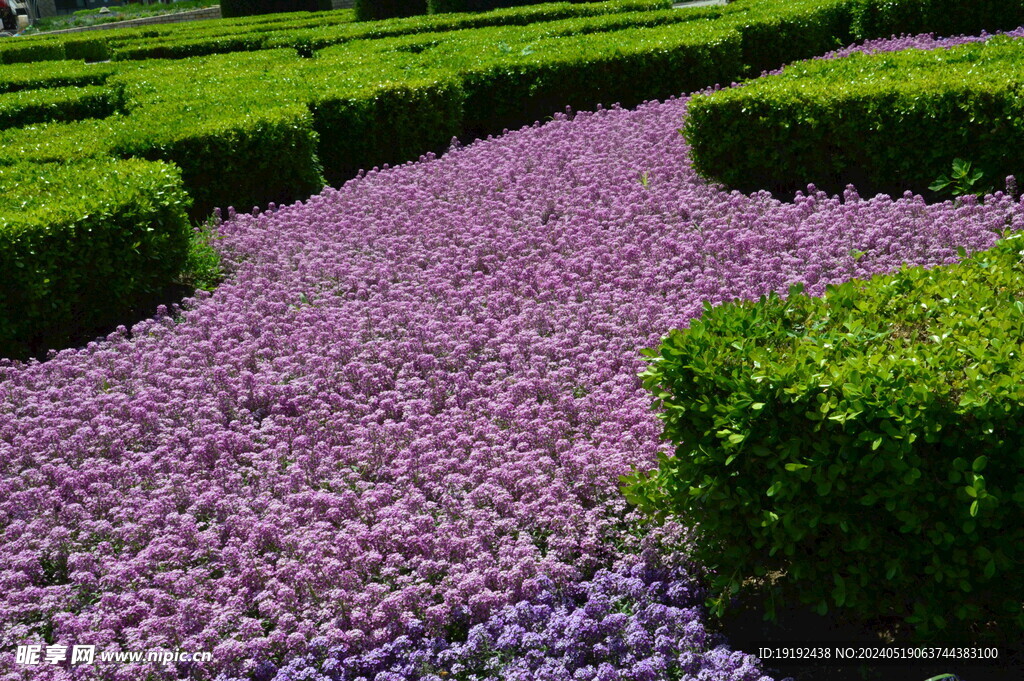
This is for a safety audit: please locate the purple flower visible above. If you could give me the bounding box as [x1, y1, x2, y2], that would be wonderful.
[1, 26, 1020, 681]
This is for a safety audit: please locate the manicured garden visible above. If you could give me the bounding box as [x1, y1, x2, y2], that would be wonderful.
[1, 0, 1023, 680]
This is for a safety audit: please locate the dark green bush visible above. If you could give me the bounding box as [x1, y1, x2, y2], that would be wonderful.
[447, 21, 742, 137]
[309, 70, 464, 184]
[221, 0, 332, 19]
[62, 37, 111, 62]
[262, 0, 677, 53]
[355, 0, 428, 21]
[723, 0, 855, 76]
[685, 37, 1024, 198]
[622, 234, 1024, 639]
[852, 0, 1024, 41]
[0, 160, 191, 358]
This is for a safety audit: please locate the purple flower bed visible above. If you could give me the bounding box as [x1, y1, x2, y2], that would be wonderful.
[2, 52, 1024, 680]
[823, 26, 1024, 59]
[229, 551, 772, 681]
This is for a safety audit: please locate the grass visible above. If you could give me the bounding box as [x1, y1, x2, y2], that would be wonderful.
[24, 0, 219, 34]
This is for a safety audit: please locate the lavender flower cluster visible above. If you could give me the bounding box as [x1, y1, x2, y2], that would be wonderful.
[236, 553, 773, 681]
[823, 26, 1024, 59]
[2, 57, 1023, 679]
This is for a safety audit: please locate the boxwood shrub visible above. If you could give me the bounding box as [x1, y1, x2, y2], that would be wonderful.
[307, 67, 465, 185]
[685, 36, 1024, 198]
[0, 160, 191, 358]
[622, 234, 1024, 639]
[0, 85, 114, 130]
[722, 0, 856, 76]
[62, 37, 111, 63]
[852, 0, 1024, 41]
[0, 40, 65, 64]
[0, 60, 117, 94]
[113, 103, 325, 220]
[0, 118, 121, 166]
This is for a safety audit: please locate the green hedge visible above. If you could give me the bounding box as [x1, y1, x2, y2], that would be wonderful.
[440, 21, 743, 137]
[0, 86, 115, 130]
[8, 0, 1020, 68]
[0, 40, 65, 65]
[685, 36, 1024, 198]
[0, 60, 116, 94]
[106, 0, 666, 60]
[852, 0, 1024, 41]
[0, 118, 121, 166]
[108, 50, 325, 218]
[622, 234, 1024, 638]
[62, 37, 111, 63]
[0, 160, 191, 358]
[308, 69, 465, 184]
[722, 0, 856, 75]
[115, 104, 325, 220]
[427, 0, 601, 14]
[221, 0, 333, 19]
[259, 0, 679, 54]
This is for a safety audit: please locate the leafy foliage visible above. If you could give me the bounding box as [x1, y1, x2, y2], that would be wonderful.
[0, 85, 114, 129]
[929, 158, 992, 200]
[686, 35, 1024, 198]
[0, 160, 191, 358]
[852, 0, 1024, 41]
[623, 234, 1024, 639]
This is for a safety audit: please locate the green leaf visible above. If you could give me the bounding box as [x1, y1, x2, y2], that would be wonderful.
[832, 574, 846, 606]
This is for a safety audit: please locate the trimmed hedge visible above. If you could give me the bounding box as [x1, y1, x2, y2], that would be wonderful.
[721, 0, 856, 75]
[308, 69, 465, 185]
[427, 0, 596, 14]
[623, 233, 1024, 638]
[685, 36, 1024, 198]
[106, 0, 667, 60]
[0, 118, 121, 166]
[221, 0, 333, 19]
[0, 160, 191, 358]
[7, 0, 1014, 68]
[852, 0, 1024, 41]
[0, 60, 116, 95]
[440, 21, 743, 137]
[115, 104, 326, 220]
[108, 50, 325, 219]
[62, 37, 111, 63]
[0, 85, 114, 130]
[0, 41, 65, 65]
